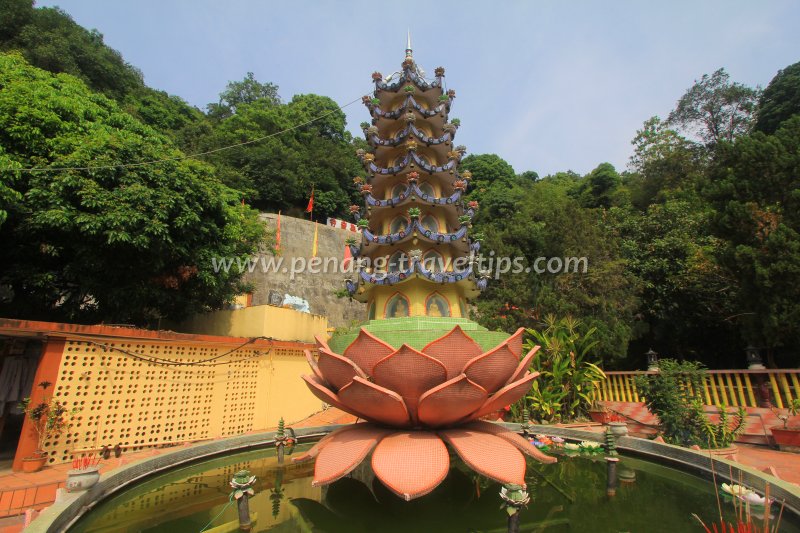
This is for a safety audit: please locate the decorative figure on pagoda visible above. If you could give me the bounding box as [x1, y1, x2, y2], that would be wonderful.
[296, 38, 553, 501]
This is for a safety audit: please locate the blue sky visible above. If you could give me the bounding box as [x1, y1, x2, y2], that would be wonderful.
[38, 0, 800, 176]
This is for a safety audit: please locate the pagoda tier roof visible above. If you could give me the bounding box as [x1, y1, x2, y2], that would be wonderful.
[359, 209, 475, 246]
[364, 94, 451, 120]
[346, 260, 485, 302]
[374, 67, 443, 93]
[363, 150, 460, 175]
[348, 237, 479, 264]
[360, 168, 472, 188]
[366, 123, 456, 148]
[365, 182, 464, 208]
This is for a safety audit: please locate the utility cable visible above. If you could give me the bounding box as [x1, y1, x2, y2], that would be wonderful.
[3, 93, 366, 173]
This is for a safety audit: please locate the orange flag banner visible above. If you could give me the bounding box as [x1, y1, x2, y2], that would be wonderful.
[311, 222, 319, 258]
[305, 187, 314, 215]
[275, 211, 282, 254]
[343, 239, 352, 270]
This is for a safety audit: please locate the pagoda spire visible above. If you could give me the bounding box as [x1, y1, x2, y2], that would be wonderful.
[405, 29, 412, 57]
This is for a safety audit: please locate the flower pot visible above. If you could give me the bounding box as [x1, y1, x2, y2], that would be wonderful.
[608, 422, 628, 437]
[21, 453, 48, 473]
[704, 445, 738, 462]
[66, 467, 101, 492]
[589, 411, 611, 424]
[771, 426, 800, 453]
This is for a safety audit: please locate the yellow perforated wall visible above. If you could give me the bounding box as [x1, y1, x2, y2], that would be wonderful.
[43, 339, 321, 465]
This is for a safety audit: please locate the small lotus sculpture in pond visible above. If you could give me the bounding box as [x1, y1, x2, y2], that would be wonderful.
[296, 325, 555, 500]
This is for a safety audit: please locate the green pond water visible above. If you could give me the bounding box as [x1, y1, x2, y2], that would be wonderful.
[70, 443, 800, 533]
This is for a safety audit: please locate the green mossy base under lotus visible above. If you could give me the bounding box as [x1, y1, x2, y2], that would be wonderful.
[328, 317, 511, 352]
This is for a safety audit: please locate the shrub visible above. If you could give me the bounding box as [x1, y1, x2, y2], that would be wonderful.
[520, 315, 606, 423]
[635, 359, 745, 448]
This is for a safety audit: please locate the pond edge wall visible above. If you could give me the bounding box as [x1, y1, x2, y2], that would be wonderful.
[27, 423, 800, 532]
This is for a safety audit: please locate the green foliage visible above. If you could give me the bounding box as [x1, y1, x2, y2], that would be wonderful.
[207, 72, 280, 119]
[634, 359, 705, 445]
[471, 166, 639, 361]
[703, 116, 800, 364]
[0, 1, 206, 148]
[200, 88, 361, 217]
[755, 61, 800, 135]
[521, 316, 606, 423]
[610, 200, 739, 363]
[459, 153, 517, 203]
[634, 359, 745, 448]
[699, 404, 746, 449]
[776, 398, 800, 429]
[19, 382, 80, 452]
[0, 52, 264, 324]
[667, 68, 760, 146]
[574, 162, 623, 209]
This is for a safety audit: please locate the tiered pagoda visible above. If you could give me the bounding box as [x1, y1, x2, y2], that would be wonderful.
[302, 41, 553, 501]
[345, 37, 488, 322]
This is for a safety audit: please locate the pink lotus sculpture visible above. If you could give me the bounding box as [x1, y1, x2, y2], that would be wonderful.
[295, 325, 556, 500]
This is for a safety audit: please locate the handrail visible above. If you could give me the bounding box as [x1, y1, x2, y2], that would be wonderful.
[596, 369, 799, 409]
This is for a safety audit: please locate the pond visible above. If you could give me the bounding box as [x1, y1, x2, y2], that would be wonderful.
[69, 443, 800, 532]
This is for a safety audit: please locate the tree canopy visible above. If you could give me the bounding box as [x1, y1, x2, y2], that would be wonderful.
[0, 53, 264, 325]
[754, 61, 800, 135]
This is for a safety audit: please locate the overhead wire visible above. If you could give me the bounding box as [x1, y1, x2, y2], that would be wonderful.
[2, 92, 367, 173]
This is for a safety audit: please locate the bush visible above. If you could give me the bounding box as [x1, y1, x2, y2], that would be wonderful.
[520, 315, 606, 423]
[635, 359, 745, 448]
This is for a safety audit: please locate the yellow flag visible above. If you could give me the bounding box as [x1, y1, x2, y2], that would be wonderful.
[312, 222, 318, 258]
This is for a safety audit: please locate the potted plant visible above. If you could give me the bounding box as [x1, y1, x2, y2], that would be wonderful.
[521, 316, 606, 424]
[66, 453, 101, 492]
[771, 398, 800, 452]
[634, 359, 745, 458]
[695, 403, 746, 460]
[588, 400, 612, 424]
[18, 382, 80, 472]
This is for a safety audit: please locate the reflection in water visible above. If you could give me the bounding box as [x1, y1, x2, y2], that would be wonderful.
[70, 445, 800, 533]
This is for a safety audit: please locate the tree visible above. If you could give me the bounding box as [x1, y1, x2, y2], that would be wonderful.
[703, 116, 800, 366]
[0, 2, 207, 148]
[611, 201, 739, 365]
[459, 153, 516, 203]
[207, 72, 280, 120]
[575, 162, 622, 209]
[0, 53, 264, 324]
[667, 68, 760, 146]
[627, 116, 705, 208]
[471, 160, 639, 363]
[201, 85, 361, 217]
[754, 61, 800, 135]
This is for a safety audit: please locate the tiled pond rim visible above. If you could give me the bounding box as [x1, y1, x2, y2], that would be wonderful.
[27, 423, 800, 532]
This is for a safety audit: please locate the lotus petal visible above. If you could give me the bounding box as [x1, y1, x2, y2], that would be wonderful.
[417, 374, 487, 427]
[505, 328, 526, 358]
[293, 423, 372, 463]
[302, 374, 350, 413]
[342, 328, 396, 375]
[313, 425, 393, 485]
[461, 420, 557, 464]
[314, 334, 332, 352]
[421, 325, 484, 379]
[304, 349, 325, 382]
[470, 372, 539, 420]
[373, 344, 447, 420]
[339, 376, 412, 427]
[506, 345, 539, 385]
[318, 347, 368, 390]
[371, 431, 449, 500]
[438, 428, 526, 485]
[462, 342, 519, 393]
